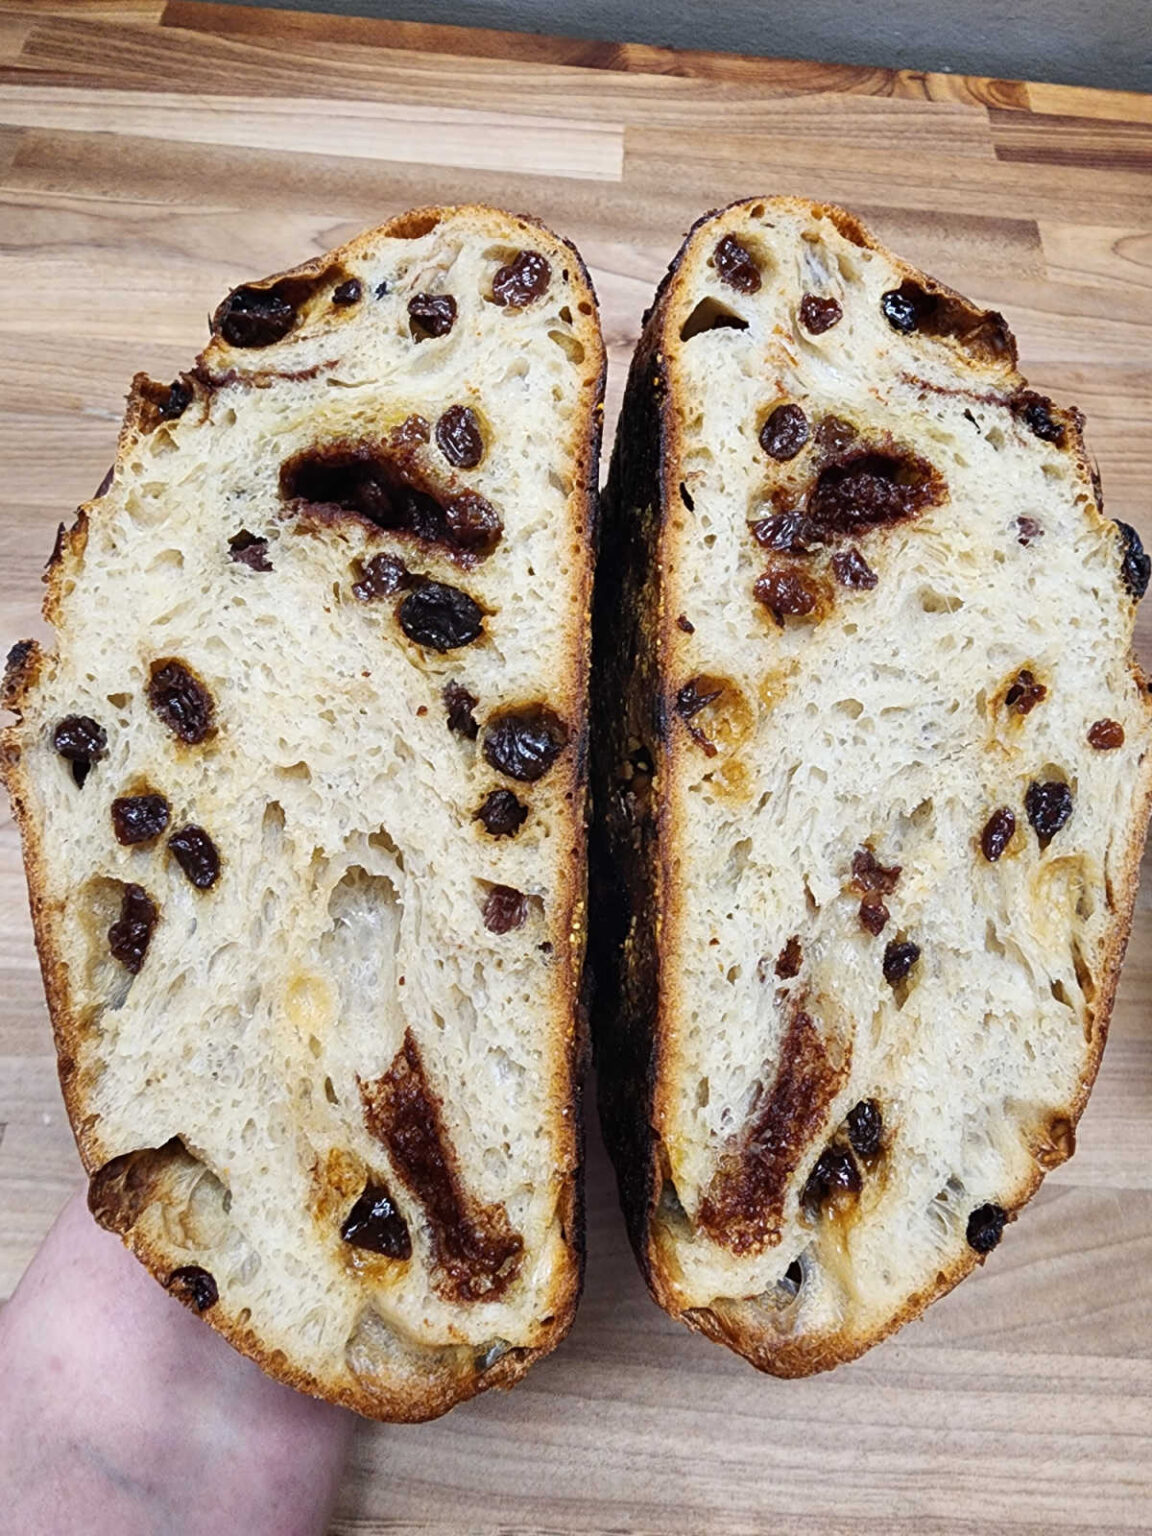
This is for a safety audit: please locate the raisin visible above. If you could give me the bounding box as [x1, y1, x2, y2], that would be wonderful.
[1115, 521, 1151, 600]
[851, 848, 901, 894]
[1016, 516, 1043, 545]
[1088, 718, 1125, 750]
[966, 1202, 1007, 1254]
[483, 707, 568, 782]
[676, 614, 695, 633]
[53, 715, 107, 788]
[408, 292, 457, 339]
[491, 250, 551, 307]
[832, 547, 878, 589]
[398, 582, 484, 652]
[156, 378, 192, 420]
[443, 682, 479, 739]
[111, 794, 170, 846]
[108, 884, 157, 974]
[814, 416, 858, 455]
[754, 564, 822, 623]
[148, 660, 214, 745]
[228, 529, 272, 571]
[980, 807, 1016, 862]
[881, 288, 920, 333]
[95, 466, 115, 499]
[483, 885, 528, 933]
[859, 896, 889, 934]
[712, 235, 761, 294]
[352, 552, 410, 601]
[775, 936, 802, 978]
[217, 285, 298, 348]
[799, 294, 843, 334]
[340, 1182, 412, 1259]
[802, 1146, 861, 1213]
[374, 279, 389, 299]
[759, 404, 809, 461]
[783, 1259, 803, 1292]
[750, 509, 820, 555]
[332, 278, 362, 306]
[1025, 780, 1073, 847]
[676, 677, 723, 721]
[846, 1100, 883, 1159]
[1004, 669, 1046, 715]
[475, 789, 527, 838]
[435, 405, 484, 469]
[1014, 390, 1064, 445]
[882, 940, 920, 984]
[393, 414, 431, 446]
[167, 1266, 218, 1311]
[168, 825, 221, 890]
[809, 452, 941, 535]
[446, 491, 502, 554]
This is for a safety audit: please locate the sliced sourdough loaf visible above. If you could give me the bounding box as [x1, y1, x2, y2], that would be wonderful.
[2, 205, 604, 1420]
[592, 196, 1152, 1375]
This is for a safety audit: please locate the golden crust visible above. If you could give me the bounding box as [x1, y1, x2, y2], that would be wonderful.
[592, 195, 1152, 1377]
[2, 204, 605, 1421]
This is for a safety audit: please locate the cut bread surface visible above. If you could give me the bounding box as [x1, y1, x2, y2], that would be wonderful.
[592, 197, 1152, 1376]
[2, 205, 604, 1420]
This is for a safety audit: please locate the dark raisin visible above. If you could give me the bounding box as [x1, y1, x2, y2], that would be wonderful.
[443, 682, 479, 739]
[341, 1182, 412, 1259]
[1016, 516, 1043, 545]
[783, 1259, 803, 1292]
[775, 936, 802, 978]
[483, 707, 568, 782]
[676, 614, 695, 633]
[809, 451, 941, 535]
[712, 234, 761, 294]
[167, 1266, 218, 1311]
[491, 250, 551, 307]
[168, 825, 221, 890]
[966, 1202, 1007, 1254]
[95, 466, 115, 499]
[759, 404, 809, 461]
[859, 896, 889, 934]
[332, 278, 362, 306]
[158, 378, 192, 420]
[374, 279, 390, 299]
[676, 677, 723, 721]
[1025, 780, 1073, 847]
[445, 491, 502, 554]
[483, 885, 528, 933]
[228, 529, 272, 571]
[799, 294, 843, 334]
[1014, 390, 1064, 445]
[111, 794, 170, 846]
[352, 552, 410, 601]
[108, 883, 157, 974]
[881, 287, 920, 333]
[814, 416, 858, 455]
[393, 413, 431, 445]
[802, 1146, 861, 1213]
[846, 1100, 883, 1159]
[832, 547, 878, 589]
[1088, 718, 1125, 750]
[217, 285, 297, 348]
[1115, 521, 1150, 600]
[1004, 669, 1046, 715]
[980, 807, 1016, 862]
[435, 405, 484, 469]
[408, 292, 457, 339]
[882, 940, 920, 985]
[754, 565, 822, 623]
[475, 789, 527, 838]
[750, 509, 821, 555]
[148, 660, 214, 745]
[398, 582, 484, 652]
[851, 848, 901, 894]
[53, 715, 107, 788]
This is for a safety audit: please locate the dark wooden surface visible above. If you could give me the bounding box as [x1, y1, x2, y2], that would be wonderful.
[1, 4, 1151, 1529]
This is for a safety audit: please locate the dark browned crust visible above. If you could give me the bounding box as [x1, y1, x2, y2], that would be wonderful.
[591, 194, 1152, 1377]
[2, 204, 605, 1423]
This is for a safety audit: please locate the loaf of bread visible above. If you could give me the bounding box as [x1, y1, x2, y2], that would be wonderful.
[592, 196, 1152, 1375]
[2, 205, 604, 1420]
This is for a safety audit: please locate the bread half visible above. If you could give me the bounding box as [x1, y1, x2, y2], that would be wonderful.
[2, 205, 604, 1420]
[592, 197, 1152, 1376]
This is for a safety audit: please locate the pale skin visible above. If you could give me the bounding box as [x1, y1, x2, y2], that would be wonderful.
[0, 1191, 356, 1536]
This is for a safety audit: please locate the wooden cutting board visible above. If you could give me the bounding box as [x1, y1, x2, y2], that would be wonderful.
[2, 4, 1151, 1530]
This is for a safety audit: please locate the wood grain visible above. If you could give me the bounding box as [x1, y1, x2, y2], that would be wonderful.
[0, 5, 1150, 1531]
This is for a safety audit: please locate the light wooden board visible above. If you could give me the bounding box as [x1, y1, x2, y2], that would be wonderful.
[1, 4, 1151, 1530]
